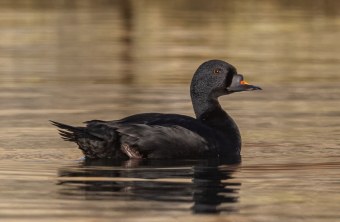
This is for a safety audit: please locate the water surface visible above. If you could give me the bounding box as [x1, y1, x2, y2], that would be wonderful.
[1, 0, 340, 221]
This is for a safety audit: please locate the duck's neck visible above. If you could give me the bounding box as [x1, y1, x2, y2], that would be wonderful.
[191, 94, 229, 124]
[191, 92, 241, 154]
[191, 94, 221, 119]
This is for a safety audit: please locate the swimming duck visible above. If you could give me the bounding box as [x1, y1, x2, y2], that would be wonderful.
[52, 60, 261, 160]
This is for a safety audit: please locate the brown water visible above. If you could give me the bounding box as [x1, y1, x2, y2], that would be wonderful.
[1, 0, 340, 221]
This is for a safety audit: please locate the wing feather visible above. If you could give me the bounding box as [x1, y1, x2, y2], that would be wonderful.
[116, 124, 212, 159]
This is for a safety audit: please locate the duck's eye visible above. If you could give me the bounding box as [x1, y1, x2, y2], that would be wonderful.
[213, 68, 222, 74]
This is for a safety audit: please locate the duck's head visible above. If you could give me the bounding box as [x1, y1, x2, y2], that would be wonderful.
[190, 60, 261, 100]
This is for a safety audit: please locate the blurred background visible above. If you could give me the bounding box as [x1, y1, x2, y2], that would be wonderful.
[1, 0, 339, 85]
[0, 0, 340, 221]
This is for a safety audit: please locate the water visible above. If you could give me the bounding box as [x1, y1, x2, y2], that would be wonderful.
[1, 0, 340, 221]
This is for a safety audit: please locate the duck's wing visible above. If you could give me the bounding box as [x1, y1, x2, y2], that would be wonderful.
[115, 123, 212, 159]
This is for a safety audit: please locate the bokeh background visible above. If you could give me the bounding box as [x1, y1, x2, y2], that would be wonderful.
[1, 0, 339, 85]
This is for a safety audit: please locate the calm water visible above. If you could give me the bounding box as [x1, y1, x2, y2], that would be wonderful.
[1, 0, 340, 221]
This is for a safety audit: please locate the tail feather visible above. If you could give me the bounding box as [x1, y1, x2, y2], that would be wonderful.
[58, 129, 76, 141]
[51, 120, 120, 159]
[50, 120, 80, 142]
[50, 120, 102, 142]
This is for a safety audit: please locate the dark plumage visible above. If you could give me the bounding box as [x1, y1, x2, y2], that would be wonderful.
[51, 60, 261, 160]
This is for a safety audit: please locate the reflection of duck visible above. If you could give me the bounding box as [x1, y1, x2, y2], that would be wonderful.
[58, 159, 241, 214]
[52, 60, 261, 160]
[192, 163, 240, 214]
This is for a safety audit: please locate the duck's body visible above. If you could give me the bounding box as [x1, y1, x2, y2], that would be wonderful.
[52, 60, 261, 160]
[52, 109, 240, 159]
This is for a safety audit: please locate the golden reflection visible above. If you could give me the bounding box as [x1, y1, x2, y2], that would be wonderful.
[0, 0, 339, 85]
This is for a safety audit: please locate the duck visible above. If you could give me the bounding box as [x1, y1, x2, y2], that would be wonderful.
[51, 60, 261, 160]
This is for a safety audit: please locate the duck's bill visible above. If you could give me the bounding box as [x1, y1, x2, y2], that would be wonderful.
[227, 74, 262, 92]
